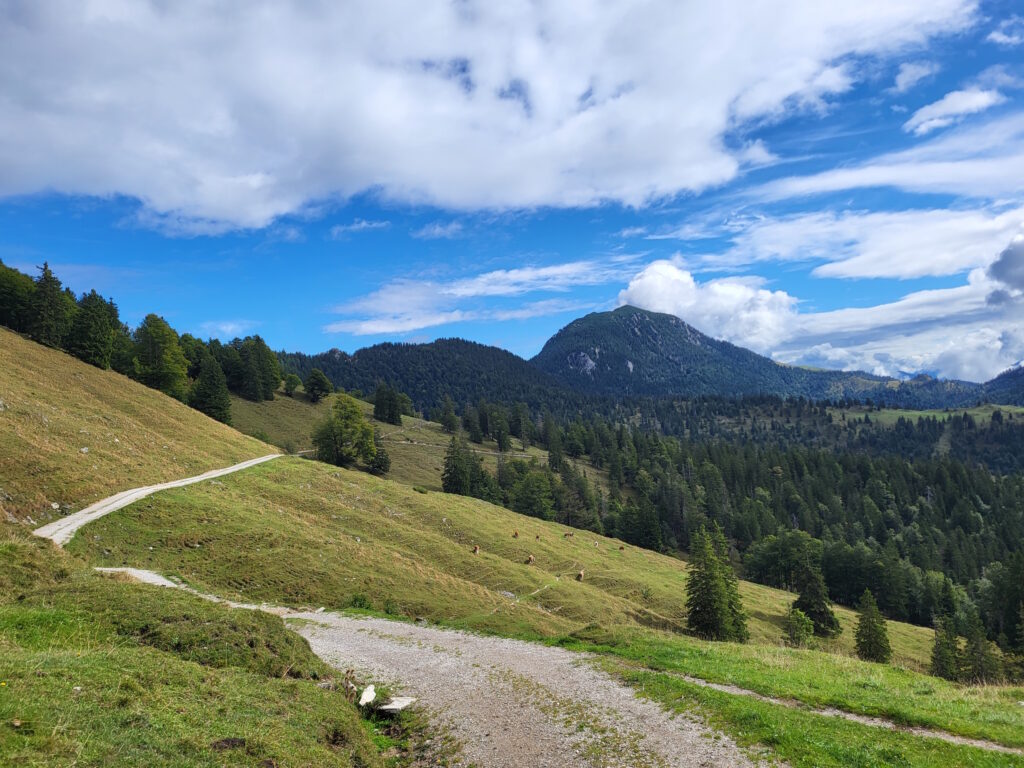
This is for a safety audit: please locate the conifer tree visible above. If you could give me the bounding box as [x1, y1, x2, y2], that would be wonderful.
[133, 314, 189, 400]
[855, 589, 891, 663]
[686, 524, 746, 642]
[67, 290, 114, 368]
[29, 262, 72, 347]
[711, 523, 748, 642]
[963, 613, 1003, 683]
[930, 616, 959, 681]
[368, 429, 391, 475]
[303, 368, 333, 402]
[440, 397, 459, 434]
[188, 355, 232, 424]
[793, 560, 842, 637]
[785, 606, 814, 647]
[442, 434, 473, 495]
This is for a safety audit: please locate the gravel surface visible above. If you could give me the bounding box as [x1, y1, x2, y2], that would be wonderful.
[290, 612, 758, 768]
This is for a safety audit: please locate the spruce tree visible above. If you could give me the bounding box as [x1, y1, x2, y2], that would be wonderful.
[368, 429, 391, 475]
[188, 355, 232, 425]
[793, 560, 842, 637]
[67, 290, 114, 368]
[855, 589, 892, 663]
[686, 524, 746, 642]
[930, 616, 959, 681]
[303, 368, 333, 402]
[963, 613, 1003, 683]
[29, 262, 72, 347]
[442, 435, 473, 495]
[785, 607, 814, 647]
[133, 314, 189, 400]
[440, 397, 459, 434]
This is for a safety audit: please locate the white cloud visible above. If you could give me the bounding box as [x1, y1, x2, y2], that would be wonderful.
[761, 112, 1024, 200]
[328, 257, 633, 335]
[0, 1, 978, 231]
[902, 87, 1005, 135]
[411, 221, 463, 240]
[987, 15, 1024, 46]
[618, 259, 799, 352]
[620, 254, 1024, 381]
[330, 219, 390, 238]
[689, 206, 1024, 279]
[890, 61, 939, 93]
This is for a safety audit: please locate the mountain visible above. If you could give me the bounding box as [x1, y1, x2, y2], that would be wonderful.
[279, 306, 1020, 411]
[531, 306, 986, 407]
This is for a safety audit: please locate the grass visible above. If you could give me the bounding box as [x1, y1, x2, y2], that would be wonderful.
[64, 457, 1024, 758]
[830, 403, 1024, 428]
[0, 328, 267, 521]
[230, 389, 612, 493]
[0, 525, 395, 768]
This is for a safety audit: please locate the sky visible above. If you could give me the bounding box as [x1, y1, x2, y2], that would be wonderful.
[2, 1, 1024, 382]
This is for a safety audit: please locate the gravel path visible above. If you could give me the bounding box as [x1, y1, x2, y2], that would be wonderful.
[290, 612, 757, 768]
[32, 454, 281, 546]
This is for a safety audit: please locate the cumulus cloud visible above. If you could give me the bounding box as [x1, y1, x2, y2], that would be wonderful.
[988, 237, 1024, 290]
[890, 61, 939, 93]
[620, 254, 1024, 381]
[617, 259, 799, 352]
[0, 1, 978, 231]
[902, 87, 1006, 135]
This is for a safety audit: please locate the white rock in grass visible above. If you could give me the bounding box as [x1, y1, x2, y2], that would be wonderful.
[380, 697, 416, 713]
[359, 685, 376, 707]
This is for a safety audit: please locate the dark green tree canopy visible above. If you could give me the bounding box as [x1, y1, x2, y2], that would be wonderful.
[855, 589, 892, 663]
[312, 393, 375, 467]
[189, 355, 232, 425]
[133, 314, 189, 401]
[304, 368, 333, 403]
[67, 290, 115, 369]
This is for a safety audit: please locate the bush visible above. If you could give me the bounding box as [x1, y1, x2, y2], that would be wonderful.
[785, 606, 814, 648]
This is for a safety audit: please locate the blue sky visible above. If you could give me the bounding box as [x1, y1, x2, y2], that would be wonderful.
[2, 1, 1024, 381]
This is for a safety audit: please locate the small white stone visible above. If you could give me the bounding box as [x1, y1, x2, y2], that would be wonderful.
[51, 502, 60, 510]
[359, 685, 376, 707]
[79, 447, 89, 454]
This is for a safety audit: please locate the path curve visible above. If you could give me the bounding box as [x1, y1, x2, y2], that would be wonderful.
[33, 454, 281, 546]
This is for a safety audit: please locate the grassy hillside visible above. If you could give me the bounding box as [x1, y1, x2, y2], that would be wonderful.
[65, 457, 1024, 764]
[0, 328, 267, 522]
[0, 525, 413, 768]
[230, 390, 611, 493]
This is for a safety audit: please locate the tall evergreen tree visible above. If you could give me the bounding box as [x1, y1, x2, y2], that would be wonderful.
[29, 262, 72, 347]
[855, 589, 892, 663]
[963, 613, 1003, 683]
[133, 314, 189, 400]
[0, 260, 36, 332]
[793, 560, 842, 637]
[440, 396, 459, 434]
[442, 434, 473, 496]
[67, 290, 114, 369]
[373, 382, 402, 425]
[189, 355, 232, 424]
[686, 524, 746, 642]
[712, 523, 749, 642]
[368, 429, 391, 475]
[930, 616, 959, 681]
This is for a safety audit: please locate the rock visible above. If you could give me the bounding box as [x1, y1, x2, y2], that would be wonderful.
[379, 696, 416, 713]
[72, 686, 82, 695]
[51, 502, 60, 510]
[79, 447, 89, 454]
[500, 591, 515, 599]
[359, 685, 376, 707]
[315, 607, 325, 613]
[317, 680, 336, 691]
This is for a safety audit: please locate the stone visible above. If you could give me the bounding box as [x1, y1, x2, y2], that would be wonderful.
[359, 685, 376, 707]
[379, 696, 416, 713]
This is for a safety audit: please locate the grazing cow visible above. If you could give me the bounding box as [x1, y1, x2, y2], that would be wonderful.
[513, 529, 519, 538]
[563, 531, 574, 538]
[619, 545, 625, 551]
[472, 544, 480, 555]
[526, 554, 535, 565]
[575, 569, 584, 581]
[535, 534, 541, 540]
[593, 542, 599, 549]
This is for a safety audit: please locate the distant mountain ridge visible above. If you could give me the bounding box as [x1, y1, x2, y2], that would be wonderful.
[279, 305, 1023, 411]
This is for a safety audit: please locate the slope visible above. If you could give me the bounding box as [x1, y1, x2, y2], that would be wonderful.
[0, 327, 267, 522]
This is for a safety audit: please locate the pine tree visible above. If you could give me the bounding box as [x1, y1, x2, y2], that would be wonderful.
[963, 613, 1003, 683]
[67, 290, 114, 368]
[303, 368, 333, 403]
[711, 523, 748, 642]
[686, 524, 746, 642]
[133, 314, 189, 400]
[188, 355, 232, 424]
[440, 397, 459, 434]
[442, 435, 473, 495]
[930, 616, 959, 681]
[855, 589, 891, 663]
[368, 429, 391, 475]
[29, 262, 72, 347]
[793, 560, 842, 637]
